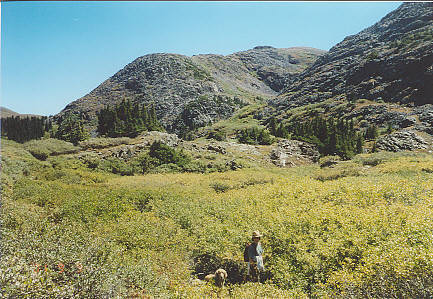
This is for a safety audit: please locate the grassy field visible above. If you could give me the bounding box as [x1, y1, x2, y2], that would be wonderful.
[1, 138, 433, 298]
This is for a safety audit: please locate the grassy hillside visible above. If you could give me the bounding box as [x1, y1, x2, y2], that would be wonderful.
[1, 138, 433, 297]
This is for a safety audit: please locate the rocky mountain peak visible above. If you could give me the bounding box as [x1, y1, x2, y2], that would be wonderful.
[272, 2, 432, 111]
[58, 47, 324, 135]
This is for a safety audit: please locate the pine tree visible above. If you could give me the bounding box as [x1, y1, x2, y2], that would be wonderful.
[268, 117, 277, 136]
[55, 114, 89, 145]
[356, 133, 364, 154]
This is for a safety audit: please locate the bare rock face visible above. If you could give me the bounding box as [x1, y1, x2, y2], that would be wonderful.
[270, 2, 433, 111]
[376, 130, 428, 152]
[139, 131, 180, 147]
[413, 104, 433, 134]
[270, 139, 320, 167]
[58, 47, 324, 135]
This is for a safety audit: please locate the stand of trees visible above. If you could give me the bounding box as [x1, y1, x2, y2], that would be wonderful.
[269, 116, 365, 159]
[1, 116, 52, 143]
[97, 99, 162, 138]
[55, 114, 89, 145]
[237, 127, 273, 145]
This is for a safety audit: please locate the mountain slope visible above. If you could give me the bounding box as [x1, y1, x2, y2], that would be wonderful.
[57, 47, 325, 134]
[262, 2, 433, 147]
[271, 2, 432, 110]
[0, 107, 42, 119]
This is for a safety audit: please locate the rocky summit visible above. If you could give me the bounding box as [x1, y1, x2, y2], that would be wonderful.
[58, 47, 324, 134]
[270, 2, 432, 111]
[55, 2, 432, 152]
[264, 2, 433, 151]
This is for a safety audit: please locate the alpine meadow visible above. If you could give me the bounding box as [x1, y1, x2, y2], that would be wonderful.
[1, 2, 433, 298]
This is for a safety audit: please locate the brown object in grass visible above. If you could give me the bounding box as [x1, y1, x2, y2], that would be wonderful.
[204, 268, 228, 288]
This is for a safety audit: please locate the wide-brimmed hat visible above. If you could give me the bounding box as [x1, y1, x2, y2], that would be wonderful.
[252, 231, 262, 238]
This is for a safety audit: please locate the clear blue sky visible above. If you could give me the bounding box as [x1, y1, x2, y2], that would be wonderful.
[1, 1, 402, 116]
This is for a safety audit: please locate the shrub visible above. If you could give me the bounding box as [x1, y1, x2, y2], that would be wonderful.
[314, 162, 363, 181]
[210, 182, 231, 193]
[28, 147, 50, 161]
[237, 127, 274, 145]
[319, 155, 341, 168]
[353, 152, 393, 166]
[24, 139, 79, 160]
[207, 130, 226, 141]
[133, 152, 159, 173]
[149, 141, 190, 166]
[81, 154, 101, 170]
[100, 158, 135, 176]
[79, 137, 132, 150]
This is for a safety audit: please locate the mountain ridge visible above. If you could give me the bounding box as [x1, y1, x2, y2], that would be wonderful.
[0, 106, 42, 119]
[57, 47, 325, 134]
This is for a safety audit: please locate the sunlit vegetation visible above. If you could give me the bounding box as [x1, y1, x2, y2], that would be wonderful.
[97, 99, 163, 138]
[1, 116, 52, 143]
[1, 137, 433, 297]
[272, 115, 364, 159]
[237, 126, 274, 145]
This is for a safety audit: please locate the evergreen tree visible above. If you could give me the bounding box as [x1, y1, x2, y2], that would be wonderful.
[268, 117, 277, 136]
[276, 123, 289, 138]
[1, 116, 48, 143]
[356, 133, 364, 154]
[96, 100, 162, 137]
[55, 114, 89, 145]
[365, 124, 379, 140]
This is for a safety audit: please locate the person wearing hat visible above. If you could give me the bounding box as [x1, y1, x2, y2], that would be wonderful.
[248, 230, 264, 282]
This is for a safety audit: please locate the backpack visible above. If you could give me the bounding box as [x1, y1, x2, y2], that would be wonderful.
[243, 243, 251, 262]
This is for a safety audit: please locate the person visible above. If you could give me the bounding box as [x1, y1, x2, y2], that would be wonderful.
[247, 230, 264, 282]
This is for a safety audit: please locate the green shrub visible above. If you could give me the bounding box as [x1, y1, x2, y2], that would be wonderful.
[133, 152, 159, 173]
[28, 147, 50, 161]
[81, 155, 101, 170]
[24, 138, 79, 160]
[150, 141, 190, 165]
[79, 137, 132, 149]
[210, 182, 231, 193]
[353, 152, 393, 166]
[237, 127, 274, 145]
[207, 130, 226, 141]
[314, 162, 363, 181]
[319, 155, 341, 168]
[100, 158, 135, 176]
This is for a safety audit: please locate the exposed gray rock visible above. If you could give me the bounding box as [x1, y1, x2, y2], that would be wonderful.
[58, 47, 324, 135]
[226, 159, 243, 170]
[139, 131, 180, 147]
[207, 143, 226, 154]
[347, 104, 418, 129]
[270, 3, 433, 112]
[413, 104, 433, 134]
[376, 130, 428, 151]
[270, 139, 320, 167]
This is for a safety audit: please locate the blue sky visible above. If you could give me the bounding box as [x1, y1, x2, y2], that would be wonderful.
[1, 1, 402, 116]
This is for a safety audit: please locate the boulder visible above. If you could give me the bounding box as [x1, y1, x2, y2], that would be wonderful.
[140, 131, 180, 147]
[376, 130, 428, 152]
[270, 139, 320, 167]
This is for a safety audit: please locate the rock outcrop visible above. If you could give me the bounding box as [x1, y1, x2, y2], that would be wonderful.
[376, 130, 428, 152]
[58, 47, 324, 135]
[270, 139, 320, 167]
[270, 3, 433, 111]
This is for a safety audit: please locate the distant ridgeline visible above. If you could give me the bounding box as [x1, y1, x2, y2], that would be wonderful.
[96, 99, 163, 138]
[1, 116, 52, 143]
